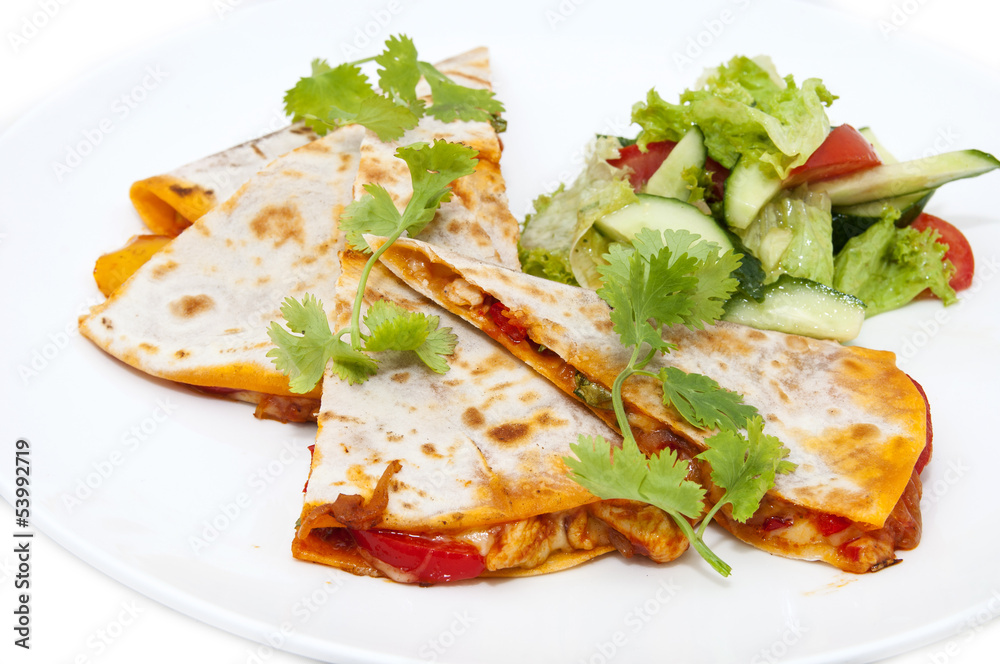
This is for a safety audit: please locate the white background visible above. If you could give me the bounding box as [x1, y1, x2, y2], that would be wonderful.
[1, 1, 998, 663]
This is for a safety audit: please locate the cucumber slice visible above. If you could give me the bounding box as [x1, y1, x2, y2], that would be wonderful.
[831, 190, 934, 253]
[644, 127, 706, 201]
[724, 156, 783, 230]
[722, 274, 866, 342]
[594, 193, 734, 252]
[810, 149, 999, 206]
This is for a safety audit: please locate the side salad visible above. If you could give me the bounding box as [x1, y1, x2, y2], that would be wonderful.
[519, 55, 998, 342]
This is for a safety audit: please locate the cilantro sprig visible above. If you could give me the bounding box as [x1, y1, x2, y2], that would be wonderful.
[284, 35, 505, 142]
[564, 228, 795, 576]
[267, 139, 476, 392]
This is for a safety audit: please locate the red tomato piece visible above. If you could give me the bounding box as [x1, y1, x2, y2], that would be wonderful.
[606, 140, 728, 199]
[910, 213, 975, 292]
[815, 513, 852, 537]
[606, 141, 676, 190]
[489, 301, 528, 343]
[784, 124, 881, 187]
[350, 529, 486, 584]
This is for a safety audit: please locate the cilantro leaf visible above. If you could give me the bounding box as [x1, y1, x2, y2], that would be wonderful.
[417, 61, 505, 125]
[395, 140, 480, 235]
[596, 236, 697, 354]
[283, 62, 375, 135]
[564, 435, 704, 519]
[352, 95, 420, 142]
[265, 294, 377, 392]
[658, 366, 758, 432]
[341, 184, 403, 253]
[697, 416, 796, 523]
[340, 140, 479, 253]
[362, 300, 458, 373]
[375, 35, 422, 109]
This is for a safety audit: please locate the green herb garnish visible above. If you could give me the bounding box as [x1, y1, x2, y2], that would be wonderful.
[267, 140, 476, 390]
[284, 35, 505, 141]
[564, 227, 795, 576]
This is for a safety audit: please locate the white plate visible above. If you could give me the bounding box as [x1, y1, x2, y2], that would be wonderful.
[3, 1, 1000, 662]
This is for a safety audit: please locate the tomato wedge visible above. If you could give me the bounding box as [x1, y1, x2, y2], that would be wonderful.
[784, 124, 881, 187]
[910, 213, 975, 292]
[607, 140, 728, 199]
[350, 529, 486, 583]
[607, 141, 676, 189]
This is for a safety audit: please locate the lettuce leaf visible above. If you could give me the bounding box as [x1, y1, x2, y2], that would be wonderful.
[519, 136, 634, 287]
[833, 215, 957, 316]
[632, 56, 835, 179]
[738, 187, 835, 286]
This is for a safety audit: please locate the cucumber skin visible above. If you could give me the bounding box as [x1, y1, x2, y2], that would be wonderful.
[810, 149, 999, 206]
[723, 275, 866, 342]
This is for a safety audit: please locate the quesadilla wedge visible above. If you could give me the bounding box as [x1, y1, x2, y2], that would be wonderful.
[80, 124, 367, 421]
[292, 252, 691, 583]
[368, 234, 930, 573]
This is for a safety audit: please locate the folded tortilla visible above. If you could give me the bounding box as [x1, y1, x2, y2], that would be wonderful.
[80, 124, 366, 414]
[368, 235, 929, 573]
[293, 253, 636, 581]
[80, 48, 501, 421]
[127, 47, 495, 237]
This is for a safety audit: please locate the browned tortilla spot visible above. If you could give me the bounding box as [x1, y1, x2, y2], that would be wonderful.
[462, 407, 485, 428]
[249, 203, 305, 247]
[391, 372, 410, 383]
[169, 294, 214, 318]
[151, 260, 178, 279]
[138, 343, 158, 354]
[421, 443, 442, 458]
[169, 184, 196, 197]
[175, 349, 189, 359]
[488, 421, 531, 445]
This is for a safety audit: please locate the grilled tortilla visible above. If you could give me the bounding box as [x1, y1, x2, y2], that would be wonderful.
[80, 124, 366, 419]
[368, 234, 930, 573]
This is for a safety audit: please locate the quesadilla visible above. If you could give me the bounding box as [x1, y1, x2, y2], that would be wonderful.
[367, 234, 930, 573]
[292, 252, 690, 582]
[80, 124, 366, 420]
[80, 46, 501, 422]
[126, 47, 496, 237]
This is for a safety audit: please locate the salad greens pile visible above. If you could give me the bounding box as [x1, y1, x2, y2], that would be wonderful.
[520, 55, 996, 339]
